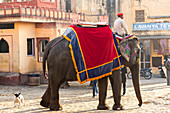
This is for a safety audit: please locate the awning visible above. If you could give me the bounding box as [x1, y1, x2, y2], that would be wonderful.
[136, 35, 170, 39]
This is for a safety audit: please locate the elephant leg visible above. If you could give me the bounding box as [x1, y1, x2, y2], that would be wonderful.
[97, 77, 110, 110]
[50, 87, 62, 111]
[122, 82, 126, 96]
[109, 70, 123, 110]
[40, 85, 51, 108]
[49, 74, 63, 111]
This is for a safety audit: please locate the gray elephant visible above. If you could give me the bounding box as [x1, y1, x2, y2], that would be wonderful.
[40, 34, 142, 111]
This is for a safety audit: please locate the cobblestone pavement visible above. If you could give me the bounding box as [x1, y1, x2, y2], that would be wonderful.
[0, 77, 169, 113]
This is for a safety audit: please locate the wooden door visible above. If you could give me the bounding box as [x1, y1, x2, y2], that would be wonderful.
[0, 36, 12, 72]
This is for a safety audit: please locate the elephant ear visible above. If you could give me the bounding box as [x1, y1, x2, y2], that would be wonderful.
[118, 39, 131, 62]
[118, 37, 140, 64]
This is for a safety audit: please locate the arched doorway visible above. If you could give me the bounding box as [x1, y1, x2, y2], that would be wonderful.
[0, 38, 9, 53]
[0, 38, 10, 72]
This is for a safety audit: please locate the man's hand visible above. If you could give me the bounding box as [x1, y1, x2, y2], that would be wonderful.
[125, 33, 129, 36]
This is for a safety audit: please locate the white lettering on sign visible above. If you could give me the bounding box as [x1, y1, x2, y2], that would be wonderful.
[133, 23, 170, 30]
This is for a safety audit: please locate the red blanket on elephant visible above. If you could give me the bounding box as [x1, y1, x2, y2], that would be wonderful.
[63, 25, 122, 84]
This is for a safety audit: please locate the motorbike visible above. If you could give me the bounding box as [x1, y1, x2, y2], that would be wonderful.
[127, 67, 152, 80]
[158, 65, 166, 78]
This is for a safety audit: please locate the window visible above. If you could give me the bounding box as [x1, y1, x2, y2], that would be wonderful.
[0, 38, 9, 53]
[153, 39, 170, 55]
[39, 39, 48, 53]
[135, 10, 144, 22]
[66, 0, 71, 12]
[140, 40, 151, 68]
[153, 39, 160, 53]
[0, 23, 14, 29]
[38, 39, 48, 62]
[152, 57, 162, 67]
[27, 38, 35, 56]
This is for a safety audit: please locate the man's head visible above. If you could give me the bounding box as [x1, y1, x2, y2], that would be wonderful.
[117, 13, 124, 19]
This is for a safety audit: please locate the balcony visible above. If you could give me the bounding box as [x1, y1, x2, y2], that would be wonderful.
[0, 5, 85, 23]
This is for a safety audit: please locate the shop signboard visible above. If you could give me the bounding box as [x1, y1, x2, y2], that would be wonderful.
[133, 23, 170, 31]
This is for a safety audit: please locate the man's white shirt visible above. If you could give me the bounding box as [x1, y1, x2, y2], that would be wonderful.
[114, 17, 129, 36]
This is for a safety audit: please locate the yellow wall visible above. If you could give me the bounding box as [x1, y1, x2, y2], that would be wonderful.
[0, 23, 20, 72]
[0, 21, 70, 74]
[18, 22, 37, 73]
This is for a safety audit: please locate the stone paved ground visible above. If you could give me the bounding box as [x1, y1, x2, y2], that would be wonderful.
[0, 78, 169, 113]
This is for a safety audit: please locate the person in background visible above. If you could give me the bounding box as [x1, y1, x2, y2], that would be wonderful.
[165, 56, 170, 85]
[121, 66, 127, 95]
[92, 80, 98, 97]
[114, 13, 129, 38]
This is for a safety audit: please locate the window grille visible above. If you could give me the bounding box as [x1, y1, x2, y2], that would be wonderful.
[135, 10, 144, 22]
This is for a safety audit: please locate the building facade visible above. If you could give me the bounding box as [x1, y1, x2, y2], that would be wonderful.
[2, 0, 169, 85]
[121, 0, 170, 74]
[0, 0, 108, 85]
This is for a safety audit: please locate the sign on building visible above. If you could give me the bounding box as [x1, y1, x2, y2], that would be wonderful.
[133, 23, 170, 31]
[99, 16, 108, 23]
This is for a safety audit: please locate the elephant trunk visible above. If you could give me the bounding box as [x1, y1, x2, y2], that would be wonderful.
[130, 63, 142, 107]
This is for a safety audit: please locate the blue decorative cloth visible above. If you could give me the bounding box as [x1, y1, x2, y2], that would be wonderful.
[63, 25, 123, 84]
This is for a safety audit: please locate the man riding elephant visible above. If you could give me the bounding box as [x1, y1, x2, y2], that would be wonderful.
[40, 24, 142, 111]
[114, 13, 129, 38]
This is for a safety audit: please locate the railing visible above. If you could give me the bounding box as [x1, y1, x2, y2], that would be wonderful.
[0, 5, 85, 21]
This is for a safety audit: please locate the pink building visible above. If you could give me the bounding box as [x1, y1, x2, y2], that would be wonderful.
[0, 0, 85, 85]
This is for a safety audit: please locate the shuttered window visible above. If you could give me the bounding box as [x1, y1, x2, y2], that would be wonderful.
[135, 10, 145, 22]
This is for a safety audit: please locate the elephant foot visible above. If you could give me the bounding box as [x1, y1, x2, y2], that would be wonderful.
[60, 82, 70, 89]
[40, 100, 49, 108]
[50, 104, 63, 111]
[112, 104, 124, 110]
[138, 103, 142, 107]
[97, 104, 110, 110]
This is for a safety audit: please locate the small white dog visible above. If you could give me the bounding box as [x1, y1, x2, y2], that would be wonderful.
[14, 93, 25, 108]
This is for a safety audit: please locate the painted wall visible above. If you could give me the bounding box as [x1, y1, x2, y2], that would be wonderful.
[35, 22, 71, 72]
[121, 0, 170, 34]
[18, 22, 37, 74]
[0, 23, 20, 72]
[0, 0, 57, 8]
[121, 0, 170, 74]
[73, 0, 107, 22]
[35, 22, 57, 72]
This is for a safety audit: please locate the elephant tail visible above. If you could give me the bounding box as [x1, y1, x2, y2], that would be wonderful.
[43, 45, 49, 79]
[43, 37, 64, 79]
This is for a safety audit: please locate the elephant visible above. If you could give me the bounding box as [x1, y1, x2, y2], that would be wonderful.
[40, 35, 142, 111]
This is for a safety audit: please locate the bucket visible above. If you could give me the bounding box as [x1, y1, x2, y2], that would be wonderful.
[28, 74, 40, 86]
